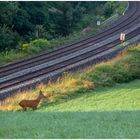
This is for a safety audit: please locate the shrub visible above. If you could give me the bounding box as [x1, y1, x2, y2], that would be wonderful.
[22, 43, 29, 48]
[85, 46, 140, 87]
[30, 39, 49, 48]
[86, 64, 115, 87]
[76, 15, 95, 30]
[22, 39, 49, 54]
[111, 63, 134, 83]
[104, 2, 116, 17]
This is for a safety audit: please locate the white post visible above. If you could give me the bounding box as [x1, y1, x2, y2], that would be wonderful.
[120, 33, 126, 43]
[97, 21, 101, 26]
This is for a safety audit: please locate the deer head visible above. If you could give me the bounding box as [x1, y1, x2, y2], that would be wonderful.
[38, 90, 46, 99]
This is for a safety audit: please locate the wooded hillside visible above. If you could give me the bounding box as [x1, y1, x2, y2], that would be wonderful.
[0, 1, 122, 52]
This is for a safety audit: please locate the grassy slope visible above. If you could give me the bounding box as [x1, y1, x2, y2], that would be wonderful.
[0, 80, 140, 138]
[41, 80, 140, 112]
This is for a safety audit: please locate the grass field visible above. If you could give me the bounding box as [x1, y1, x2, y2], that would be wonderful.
[0, 80, 140, 138]
[41, 79, 140, 112]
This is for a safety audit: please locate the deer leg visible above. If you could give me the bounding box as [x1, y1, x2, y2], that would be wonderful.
[23, 107, 27, 111]
[32, 107, 37, 111]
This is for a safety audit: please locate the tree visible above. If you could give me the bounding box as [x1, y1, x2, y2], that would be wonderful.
[0, 2, 18, 26]
[104, 2, 116, 17]
[31, 25, 47, 39]
[0, 25, 20, 51]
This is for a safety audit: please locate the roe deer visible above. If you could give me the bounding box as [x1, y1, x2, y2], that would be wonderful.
[19, 90, 46, 111]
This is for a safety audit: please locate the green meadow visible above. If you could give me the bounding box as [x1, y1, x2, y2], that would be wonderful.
[0, 80, 140, 138]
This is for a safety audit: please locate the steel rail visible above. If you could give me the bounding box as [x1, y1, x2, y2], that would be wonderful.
[0, 26, 140, 91]
[0, 2, 137, 75]
[0, 5, 139, 78]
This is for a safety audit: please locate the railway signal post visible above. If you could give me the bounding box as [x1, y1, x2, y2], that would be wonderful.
[97, 21, 101, 26]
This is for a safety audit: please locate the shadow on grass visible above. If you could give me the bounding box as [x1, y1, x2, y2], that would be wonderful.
[0, 110, 140, 139]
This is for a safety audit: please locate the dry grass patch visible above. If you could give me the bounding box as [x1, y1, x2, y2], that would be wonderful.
[0, 73, 94, 111]
[0, 83, 48, 111]
[0, 43, 139, 111]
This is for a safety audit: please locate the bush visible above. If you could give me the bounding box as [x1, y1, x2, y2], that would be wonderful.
[76, 15, 95, 30]
[86, 61, 136, 87]
[111, 63, 133, 83]
[86, 64, 115, 87]
[85, 46, 140, 87]
[104, 2, 116, 17]
[30, 39, 49, 48]
[22, 39, 49, 54]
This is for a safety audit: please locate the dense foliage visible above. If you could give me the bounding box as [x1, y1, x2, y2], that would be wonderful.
[0, 1, 123, 52]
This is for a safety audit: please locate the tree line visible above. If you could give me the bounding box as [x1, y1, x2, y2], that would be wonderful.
[0, 1, 118, 51]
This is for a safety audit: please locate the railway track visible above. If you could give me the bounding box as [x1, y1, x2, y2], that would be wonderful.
[0, 2, 137, 75]
[0, 2, 140, 100]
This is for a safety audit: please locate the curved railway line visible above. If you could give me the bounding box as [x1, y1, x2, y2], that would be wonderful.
[0, 2, 140, 100]
[0, 2, 136, 75]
